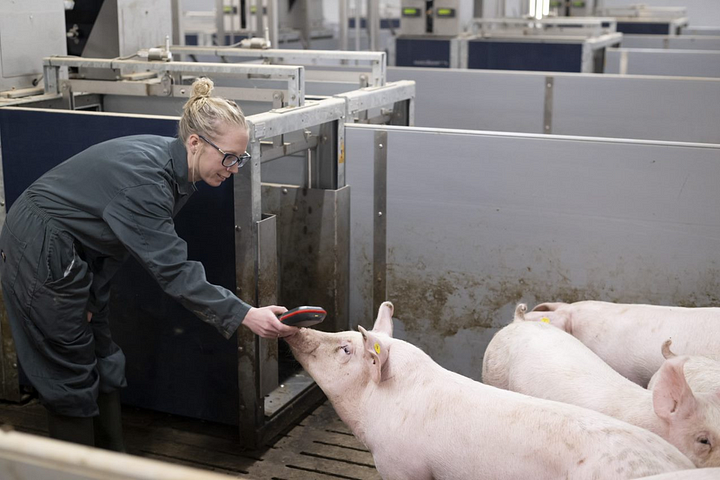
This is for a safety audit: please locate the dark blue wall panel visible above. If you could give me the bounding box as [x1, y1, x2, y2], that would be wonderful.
[468, 41, 583, 72]
[0, 109, 240, 425]
[396, 37, 452, 68]
[617, 22, 671, 35]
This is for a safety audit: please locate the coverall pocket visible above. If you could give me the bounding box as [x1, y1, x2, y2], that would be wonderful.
[44, 232, 83, 288]
[0, 223, 29, 295]
[30, 232, 92, 346]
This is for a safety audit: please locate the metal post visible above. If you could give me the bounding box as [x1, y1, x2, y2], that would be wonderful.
[339, 0, 348, 50]
[368, 0, 379, 51]
[267, 0, 279, 49]
[171, 0, 184, 46]
[216, 0, 226, 45]
[354, 0, 361, 50]
[235, 130, 263, 448]
[372, 130, 387, 315]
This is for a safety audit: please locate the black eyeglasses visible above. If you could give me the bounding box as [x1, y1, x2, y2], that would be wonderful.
[198, 135, 251, 168]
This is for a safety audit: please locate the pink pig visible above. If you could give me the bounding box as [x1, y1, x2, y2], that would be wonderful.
[525, 301, 720, 386]
[483, 305, 720, 468]
[285, 302, 694, 479]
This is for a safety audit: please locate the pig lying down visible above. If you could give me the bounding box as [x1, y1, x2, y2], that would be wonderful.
[647, 340, 720, 395]
[483, 305, 720, 468]
[285, 302, 694, 480]
[524, 301, 720, 387]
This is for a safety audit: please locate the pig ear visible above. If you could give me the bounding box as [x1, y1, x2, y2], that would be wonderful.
[372, 301, 394, 337]
[359, 325, 390, 384]
[652, 356, 698, 421]
[531, 302, 565, 312]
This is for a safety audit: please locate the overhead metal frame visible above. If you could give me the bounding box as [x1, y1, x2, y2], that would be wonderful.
[1, 55, 415, 446]
[42, 57, 306, 108]
[171, 46, 387, 88]
[469, 17, 619, 38]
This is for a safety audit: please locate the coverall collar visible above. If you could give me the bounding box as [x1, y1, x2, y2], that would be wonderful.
[169, 137, 195, 195]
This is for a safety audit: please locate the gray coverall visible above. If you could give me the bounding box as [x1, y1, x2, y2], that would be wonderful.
[0, 135, 250, 417]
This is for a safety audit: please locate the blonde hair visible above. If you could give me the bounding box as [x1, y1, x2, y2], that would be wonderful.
[178, 77, 247, 142]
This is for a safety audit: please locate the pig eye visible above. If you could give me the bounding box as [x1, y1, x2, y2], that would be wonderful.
[339, 345, 352, 355]
[698, 436, 711, 446]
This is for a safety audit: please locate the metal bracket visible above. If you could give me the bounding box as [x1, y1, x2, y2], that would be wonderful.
[544, 76, 554, 134]
[61, 82, 75, 110]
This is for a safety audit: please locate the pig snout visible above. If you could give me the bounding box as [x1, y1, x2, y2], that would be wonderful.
[283, 328, 320, 355]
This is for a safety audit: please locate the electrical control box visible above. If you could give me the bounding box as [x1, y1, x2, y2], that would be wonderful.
[400, 0, 473, 36]
[433, 0, 473, 37]
[400, 0, 427, 36]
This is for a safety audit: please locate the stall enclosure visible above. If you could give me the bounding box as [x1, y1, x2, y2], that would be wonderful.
[0, 105, 345, 448]
[386, 67, 720, 144]
[346, 124, 720, 379]
[0, 45, 415, 447]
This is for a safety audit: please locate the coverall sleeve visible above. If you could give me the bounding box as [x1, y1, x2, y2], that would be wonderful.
[102, 184, 250, 339]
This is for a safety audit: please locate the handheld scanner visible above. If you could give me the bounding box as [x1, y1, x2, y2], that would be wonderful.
[278, 306, 327, 327]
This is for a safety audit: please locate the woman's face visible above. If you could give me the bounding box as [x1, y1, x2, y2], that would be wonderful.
[190, 124, 249, 187]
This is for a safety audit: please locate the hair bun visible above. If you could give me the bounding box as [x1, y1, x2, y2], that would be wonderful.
[190, 77, 214, 99]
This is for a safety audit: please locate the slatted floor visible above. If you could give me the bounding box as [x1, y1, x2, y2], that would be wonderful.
[0, 397, 382, 480]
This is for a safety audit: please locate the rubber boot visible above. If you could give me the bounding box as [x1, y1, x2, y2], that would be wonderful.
[94, 390, 126, 452]
[47, 410, 95, 447]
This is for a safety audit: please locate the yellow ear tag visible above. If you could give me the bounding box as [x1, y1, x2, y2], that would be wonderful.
[541, 317, 550, 324]
[374, 342, 381, 354]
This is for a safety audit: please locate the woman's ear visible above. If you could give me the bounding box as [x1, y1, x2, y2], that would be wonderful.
[187, 134, 200, 153]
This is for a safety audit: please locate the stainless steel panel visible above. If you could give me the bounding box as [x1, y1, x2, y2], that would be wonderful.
[606, 48, 720, 78]
[0, 0, 66, 90]
[553, 75, 720, 144]
[261, 185, 350, 333]
[682, 27, 720, 36]
[257, 214, 279, 398]
[347, 124, 720, 380]
[622, 34, 720, 50]
[387, 67, 547, 132]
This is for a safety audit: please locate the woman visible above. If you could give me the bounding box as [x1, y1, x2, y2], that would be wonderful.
[0, 78, 297, 450]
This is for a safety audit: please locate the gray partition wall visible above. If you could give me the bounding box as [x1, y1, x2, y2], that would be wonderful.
[621, 34, 720, 50]
[682, 27, 720, 36]
[606, 48, 720, 78]
[346, 124, 720, 380]
[386, 67, 720, 144]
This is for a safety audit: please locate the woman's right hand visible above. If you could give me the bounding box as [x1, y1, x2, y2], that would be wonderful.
[241, 306, 298, 339]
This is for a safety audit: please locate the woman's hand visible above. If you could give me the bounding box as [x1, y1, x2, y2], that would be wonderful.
[241, 306, 298, 339]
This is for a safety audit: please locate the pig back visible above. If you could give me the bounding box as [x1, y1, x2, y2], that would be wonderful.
[466, 384, 694, 479]
[365, 342, 693, 479]
[633, 468, 720, 479]
[483, 320, 646, 417]
[546, 301, 720, 386]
